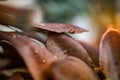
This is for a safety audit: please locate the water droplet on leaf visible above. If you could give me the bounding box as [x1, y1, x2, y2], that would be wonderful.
[35, 50, 39, 54]
[42, 60, 46, 64]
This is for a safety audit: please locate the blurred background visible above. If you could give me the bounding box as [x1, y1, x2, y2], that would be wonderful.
[0, 0, 120, 46]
